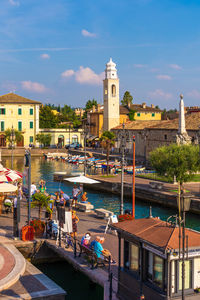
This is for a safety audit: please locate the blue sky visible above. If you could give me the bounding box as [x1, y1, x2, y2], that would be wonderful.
[1, 0, 200, 109]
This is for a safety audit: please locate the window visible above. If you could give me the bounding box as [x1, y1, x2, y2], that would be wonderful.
[147, 252, 164, 289]
[152, 113, 155, 117]
[124, 241, 139, 273]
[1, 121, 4, 132]
[18, 108, 22, 115]
[18, 121, 22, 131]
[30, 121, 33, 129]
[0, 108, 6, 115]
[137, 113, 140, 117]
[164, 134, 167, 140]
[111, 84, 116, 97]
[30, 108, 33, 115]
[30, 136, 33, 143]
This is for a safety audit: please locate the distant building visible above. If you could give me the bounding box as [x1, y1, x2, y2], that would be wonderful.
[113, 216, 200, 300]
[75, 108, 85, 118]
[0, 93, 40, 147]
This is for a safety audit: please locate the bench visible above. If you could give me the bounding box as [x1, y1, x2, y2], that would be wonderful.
[78, 243, 106, 269]
[95, 208, 114, 219]
[76, 202, 94, 212]
[149, 181, 156, 189]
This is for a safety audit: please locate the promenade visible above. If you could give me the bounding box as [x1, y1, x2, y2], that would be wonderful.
[0, 196, 119, 299]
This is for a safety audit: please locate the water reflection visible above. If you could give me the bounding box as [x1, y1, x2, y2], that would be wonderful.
[2, 157, 200, 231]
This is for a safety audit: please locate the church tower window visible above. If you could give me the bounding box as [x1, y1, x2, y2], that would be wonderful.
[112, 85, 116, 97]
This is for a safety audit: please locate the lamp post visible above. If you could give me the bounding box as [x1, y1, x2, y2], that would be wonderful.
[177, 191, 192, 300]
[81, 123, 89, 176]
[119, 123, 129, 215]
[132, 135, 135, 218]
[10, 126, 16, 169]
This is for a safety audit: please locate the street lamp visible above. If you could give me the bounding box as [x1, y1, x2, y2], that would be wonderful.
[81, 123, 89, 176]
[10, 126, 16, 169]
[119, 123, 130, 215]
[176, 191, 192, 300]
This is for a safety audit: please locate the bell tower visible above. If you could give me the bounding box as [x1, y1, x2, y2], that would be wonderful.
[103, 58, 120, 131]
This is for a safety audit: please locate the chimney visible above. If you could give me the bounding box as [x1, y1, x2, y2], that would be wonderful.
[142, 102, 146, 109]
[92, 105, 96, 113]
[97, 104, 101, 112]
[151, 104, 155, 109]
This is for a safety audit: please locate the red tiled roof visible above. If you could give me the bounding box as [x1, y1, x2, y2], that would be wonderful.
[112, 218, 200, 251]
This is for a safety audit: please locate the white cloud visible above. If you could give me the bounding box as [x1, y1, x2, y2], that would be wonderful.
[169, 64, 182, 70]
[149, 89, 172, 100]
[61, 69, 75, 78]
[40, 53, 50, 59]
[81, 29, 96, 38]
[156, 74, 172, 80]
[21, 81, 47, 93]
[61, 66, 104, 85]
[8, 0, 20, 6]
[187, 89, 200, 99]
[134, 64, 147, 68]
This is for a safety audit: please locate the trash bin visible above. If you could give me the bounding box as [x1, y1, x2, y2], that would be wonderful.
[21, 225, 34, 241]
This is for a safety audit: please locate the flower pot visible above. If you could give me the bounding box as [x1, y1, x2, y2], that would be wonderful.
[34, 226, 45, 238]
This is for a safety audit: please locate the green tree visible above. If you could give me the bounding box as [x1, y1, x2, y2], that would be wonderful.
[83, 99, 98, 119]
[121, 91, 133, 106]
[150, 144, 200, 216]
[101, 131, 116, 175]
[39, 105, 58, 128]
[31, 192, 52, 219]
[5, 128, 23, 146]
[36, 133, 51, 147]
[128, 109, 136, 121]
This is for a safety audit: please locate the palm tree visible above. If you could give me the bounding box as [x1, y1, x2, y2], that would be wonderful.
[4, 128, 23, 147]
[31, 192, 52, 219]
[101, 131, 116, 175]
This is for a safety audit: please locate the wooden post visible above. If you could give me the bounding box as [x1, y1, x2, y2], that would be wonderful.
[132, 136, 135, 218]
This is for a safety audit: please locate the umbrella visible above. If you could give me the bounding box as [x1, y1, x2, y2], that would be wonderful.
[0, 164, 22, 182]
[64, 175, 100, 184]
[0, 183, 17, 193]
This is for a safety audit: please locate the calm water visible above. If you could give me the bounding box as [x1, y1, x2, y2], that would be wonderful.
[2, 156, 200, 231]
[36, 261, 103, 300]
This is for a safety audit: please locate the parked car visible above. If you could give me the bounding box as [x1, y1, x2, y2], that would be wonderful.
[65, 143, 82, 150]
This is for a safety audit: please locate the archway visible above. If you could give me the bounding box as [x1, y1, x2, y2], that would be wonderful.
[58, 135, 64, 148]
[111, 84, 116, 97]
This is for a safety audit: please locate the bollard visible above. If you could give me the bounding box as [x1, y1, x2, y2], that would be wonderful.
[59, 226, 61, 247]
[108, 255, 111, 281]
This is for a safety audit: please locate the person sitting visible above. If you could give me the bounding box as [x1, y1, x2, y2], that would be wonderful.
[81, 192, 88, 203]
[81, 232, 91, 247]
[93, 236, 103, 258]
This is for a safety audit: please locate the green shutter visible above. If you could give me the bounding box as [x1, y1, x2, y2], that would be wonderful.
[3, 108, 5, 115]
[18, 108, 22, 115]
[30, 136, 33, 143]
[152, 113, 155, 117]
[137, 113, 140, 117]
[18, 121, 22, 131]
[1, 121, 4, 131]
[30, 108, 33, 115]
[30, 121, 33, 129]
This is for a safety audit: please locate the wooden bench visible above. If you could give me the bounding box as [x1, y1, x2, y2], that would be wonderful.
[76, 202, 94, 212]
[95, 208, 114, 219]
[78, 243, 106, 269]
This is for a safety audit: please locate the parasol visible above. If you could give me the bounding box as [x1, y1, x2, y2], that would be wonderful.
[64, 175, 100, 184]
[0, 164, 22, 182]
[0, 183, 18, 193]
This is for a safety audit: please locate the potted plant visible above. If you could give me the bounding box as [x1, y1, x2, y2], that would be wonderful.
[30, 219, 46, 238]
[31, 192, 52, 237]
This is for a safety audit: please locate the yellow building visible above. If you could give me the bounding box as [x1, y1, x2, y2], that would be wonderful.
[0, 93, 40, 147]
[39, 128, 84, 147]
[129, 102, 162, 121]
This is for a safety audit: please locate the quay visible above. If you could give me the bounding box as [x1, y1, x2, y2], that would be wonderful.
[55, 172, 200, 214]
[0, 196, 119, 299]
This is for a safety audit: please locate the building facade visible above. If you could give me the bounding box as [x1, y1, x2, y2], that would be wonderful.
[0, 93, 40, 147]
[113, 217, 200, 300]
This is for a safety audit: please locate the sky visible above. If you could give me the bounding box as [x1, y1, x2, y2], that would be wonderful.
[1, 0, 200, 109]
